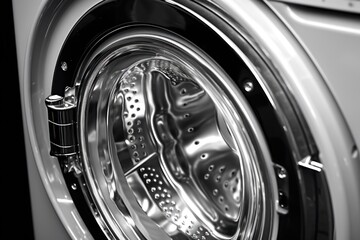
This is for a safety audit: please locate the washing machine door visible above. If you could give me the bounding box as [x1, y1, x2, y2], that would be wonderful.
[24, 0, 359, 239]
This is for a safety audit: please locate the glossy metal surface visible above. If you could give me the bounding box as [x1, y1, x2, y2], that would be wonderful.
[76, 28, 277, 239]
[45, 94, 78, 156]
[12, 0, 360, 239]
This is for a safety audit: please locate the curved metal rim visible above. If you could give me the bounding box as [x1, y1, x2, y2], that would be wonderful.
[77, 27, 278, 240]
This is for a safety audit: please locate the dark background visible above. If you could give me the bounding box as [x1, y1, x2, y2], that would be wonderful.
[2, 1, 35, 239]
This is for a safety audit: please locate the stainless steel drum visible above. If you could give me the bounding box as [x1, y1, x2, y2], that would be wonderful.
[46, 28, 277, 240]
[12, 0, 360, 239]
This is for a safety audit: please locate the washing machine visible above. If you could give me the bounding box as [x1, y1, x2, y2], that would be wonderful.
[12, 0, 360, 239]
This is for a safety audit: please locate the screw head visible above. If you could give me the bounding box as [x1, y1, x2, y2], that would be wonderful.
[243, 80, 254, 92]
[278, 168, 287, 179]
[61, 61, 68, 71]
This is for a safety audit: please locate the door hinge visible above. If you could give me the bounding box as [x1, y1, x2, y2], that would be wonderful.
[45, 93, 78, 157]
